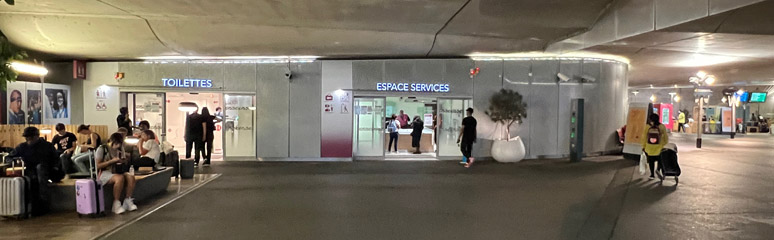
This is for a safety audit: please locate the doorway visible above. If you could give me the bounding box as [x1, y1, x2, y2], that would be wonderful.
[165, 92, 223, 161]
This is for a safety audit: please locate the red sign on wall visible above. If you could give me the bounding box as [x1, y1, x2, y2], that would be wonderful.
[73, 60, 87, 79]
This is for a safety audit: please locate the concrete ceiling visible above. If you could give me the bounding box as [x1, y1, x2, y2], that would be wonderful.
[0, 0, 612, 58]
[2, 0, 774, 88]
[587, 0, 774, 87]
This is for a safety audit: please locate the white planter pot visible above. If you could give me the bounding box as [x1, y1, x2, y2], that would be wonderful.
[491, 137, 526, 163]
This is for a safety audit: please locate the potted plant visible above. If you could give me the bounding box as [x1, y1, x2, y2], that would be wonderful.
[1, 34, 28, 90]
[485, 89, 527, 162]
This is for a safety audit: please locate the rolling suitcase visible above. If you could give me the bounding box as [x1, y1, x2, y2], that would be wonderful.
[75, 150, 105, 217]
[0, 158, 33, 219]
[179, 158, 194, 179]
[659, 143, 680, 185]
[164, 150, 180, 178]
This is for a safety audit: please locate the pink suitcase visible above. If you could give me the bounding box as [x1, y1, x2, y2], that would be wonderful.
[75, 150, 105, 217]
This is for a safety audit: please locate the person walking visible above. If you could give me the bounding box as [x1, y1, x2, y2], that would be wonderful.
[457, 108, 477, 168]
[677, 111, 686, 133]
[184, 106, 204, 166]
[116, 107, 132, 131]
[386, 114, 400, 153]
[641, 113, 669, 180]
[410, 116, 424, 154]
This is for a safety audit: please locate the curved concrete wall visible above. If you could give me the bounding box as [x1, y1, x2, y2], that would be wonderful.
[348, 58, 629, 159]
[75, 58, 628, 160]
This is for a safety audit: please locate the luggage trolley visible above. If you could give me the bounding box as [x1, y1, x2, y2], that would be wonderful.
[659, 143, 681, 185]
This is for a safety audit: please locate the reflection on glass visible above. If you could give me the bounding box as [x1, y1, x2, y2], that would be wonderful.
[224, 95, 256, 158]
[353, 98, 385, 157]
[438, 99, 471, 157]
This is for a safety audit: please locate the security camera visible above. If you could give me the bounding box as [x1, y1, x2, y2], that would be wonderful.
[557, 73, 571, 82]
[284, 70, 292, 79]
[581, 74, 596, 83]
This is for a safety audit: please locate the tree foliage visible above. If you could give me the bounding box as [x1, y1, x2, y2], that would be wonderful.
[1, 35, 27, 91]
[485, 89, 527, 140]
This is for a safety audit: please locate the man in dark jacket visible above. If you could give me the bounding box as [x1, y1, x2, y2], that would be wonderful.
[11, 127, 59, 215]
[410, 116, 424, 154]
[184, 106, 204, 166]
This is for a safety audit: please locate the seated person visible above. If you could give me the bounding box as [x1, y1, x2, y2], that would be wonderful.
[52, 123, 78, 174]
[95, 133, 138, 214]
[71, 125, 103, 176]
[134, 121, 160, 144]
[10, 127, 59, 215]
[134, 130, 161, 170]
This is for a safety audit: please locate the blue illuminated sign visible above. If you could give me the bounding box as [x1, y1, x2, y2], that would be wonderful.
[162, 78, 213, 88]
[376, 83, 450, 93]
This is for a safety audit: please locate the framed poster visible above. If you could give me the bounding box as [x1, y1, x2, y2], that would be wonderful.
[7, 81, 26, 125]
[43, 83, 71, 124]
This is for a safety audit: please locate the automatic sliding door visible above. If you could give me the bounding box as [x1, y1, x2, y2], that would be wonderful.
[129, 93, 165, 139]
[353, 97, 385, 157]
[224, 94, 256, 158]
[437, 98, 471, 157]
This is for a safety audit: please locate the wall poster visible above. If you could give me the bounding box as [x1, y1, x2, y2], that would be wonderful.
[7, 81, 26, 124]
[43, 83, 71, 124]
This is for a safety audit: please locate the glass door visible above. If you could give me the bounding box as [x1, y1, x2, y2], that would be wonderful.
[223, 94, 256, 159]
[437, 98, 472, 157]
[128, 93, 165, 139]
[353, 97, 386, 157]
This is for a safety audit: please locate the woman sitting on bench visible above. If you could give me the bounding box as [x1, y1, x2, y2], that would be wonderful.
[96, 133, 138, 214]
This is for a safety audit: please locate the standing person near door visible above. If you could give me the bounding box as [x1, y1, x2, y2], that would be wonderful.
[411, 116, 424, 154]
[184, 106, 204, 166]
[117, 107, 133, 131]
[200, 107, 218, 166]
[457, 108, 477, 168]
[677, 111, 686, 133]
[386, 114, 400, 153]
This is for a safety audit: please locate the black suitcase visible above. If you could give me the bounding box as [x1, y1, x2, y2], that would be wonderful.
[659, 148, 680, 185]
[163, 150, 180, 177]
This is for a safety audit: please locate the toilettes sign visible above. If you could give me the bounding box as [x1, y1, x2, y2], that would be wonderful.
[376, 83, 450, 93]
[162, 78, 213, 88]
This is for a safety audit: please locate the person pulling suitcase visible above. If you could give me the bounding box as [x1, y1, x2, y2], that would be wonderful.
[641, 113, 669, 180]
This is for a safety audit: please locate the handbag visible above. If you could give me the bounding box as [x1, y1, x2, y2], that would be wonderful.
[639, 152, 649, 175]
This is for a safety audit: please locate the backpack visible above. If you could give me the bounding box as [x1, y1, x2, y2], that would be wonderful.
[647, 125, 661, 145]
[387, 120, 398, 133]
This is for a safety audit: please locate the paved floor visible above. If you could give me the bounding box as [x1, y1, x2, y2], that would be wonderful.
[102, 133, 774, 240]
[0, 174, 220, 240]
[8, 133, 773, 240]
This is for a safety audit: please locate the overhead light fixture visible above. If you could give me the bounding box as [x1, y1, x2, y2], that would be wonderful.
[721, 97, 727, 103]
[178, 102, 198, 113]
[696, 71, 707, 79]
[705, 76, 716, 85]
[10, 61, 48, 76]
[650, 95, 656, 102]
[674, 95, 681, 102]
[40, 129, 52, 135]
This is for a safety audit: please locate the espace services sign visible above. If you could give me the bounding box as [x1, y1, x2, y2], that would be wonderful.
[376, 83, 450, 93]
[162, 78, 213, 88]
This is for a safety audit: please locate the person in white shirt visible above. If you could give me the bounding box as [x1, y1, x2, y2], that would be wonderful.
[136, 130, 161, 169]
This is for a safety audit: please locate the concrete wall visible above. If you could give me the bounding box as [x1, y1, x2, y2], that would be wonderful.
[350, 59, 629, 158]
[69, 58, 628, 160]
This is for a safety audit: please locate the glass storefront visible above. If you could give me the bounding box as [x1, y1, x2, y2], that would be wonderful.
[437, 98, 471, 157]
[223, 94, 256, 158]
[352, 97, 386, 157]
[124, 91, 256, 160]
[353, 96, 470, 160]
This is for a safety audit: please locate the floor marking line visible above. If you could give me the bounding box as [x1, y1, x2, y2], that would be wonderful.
[94, 174, 222, 240]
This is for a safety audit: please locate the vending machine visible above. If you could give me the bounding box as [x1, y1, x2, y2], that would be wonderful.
[653, 103, 674, 132]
